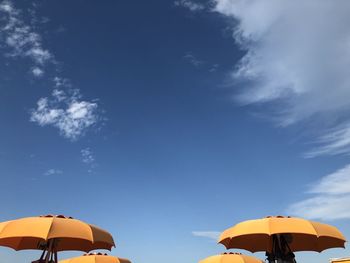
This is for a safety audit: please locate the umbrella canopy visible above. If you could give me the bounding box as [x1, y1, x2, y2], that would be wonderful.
[200, 253, 263, 263]
[59, 253, 131, 263]
[219, 216, 346, 253]
[0, 215, 115, 263]
[0, 214, 115, 252]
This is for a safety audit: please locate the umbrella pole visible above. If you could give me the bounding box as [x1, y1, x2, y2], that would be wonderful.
[273, 234, 297, 263]
[266, 235, 276, 263]
[39, 249, 46, 261]
[54, 250, 58, 263]
[44, 249, 50, 263]
[281, 236, 297, 263]
[272, 234, 278, 263]
[45, 239, 54, 263]
[266, 235, 283, 263]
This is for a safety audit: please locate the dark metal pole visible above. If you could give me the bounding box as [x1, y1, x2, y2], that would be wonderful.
[54, 250, 58, 263]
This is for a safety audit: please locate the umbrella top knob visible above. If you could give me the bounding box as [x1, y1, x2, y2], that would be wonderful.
[222, 252, 242, 255]
[83, 253, 108, 256]
[39, 214, 74, 219]
[265, 215, 291, 218]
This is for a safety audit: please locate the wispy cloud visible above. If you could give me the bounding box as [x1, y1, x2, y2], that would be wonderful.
[81, 147, 95, 164]
[32, 67, 44, 77]
[288, 164, 350, 220]
[211, 0, 350, 221]
[174, 0, 206, 12]
[192, 231, 220, 240]
[213, 0, 350, 156]
[305, 124, 350, 158]
[0, 0, 53, 76]
[81, 147, 96, 173]
[30, 89, 99, 140]
[44, 169, 62, 176]
[183, 52, 220, 74]
[183, 52, 205, 67]
[209, 64, 219, 73]
[0, 1, 103, 140]
[53, 77, 71, 88]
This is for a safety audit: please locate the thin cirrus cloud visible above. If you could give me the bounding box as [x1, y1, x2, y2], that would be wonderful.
[210, 0, 350, 221]
[44, 169, 63, 176]
[183, 52, 219, 73]
[174, 0, 206, 12]
[0, 0, 52, 76]
[287, 164, 350, 220]
[192, 231, 221, 240]
[304, 124, 350, 158]
[212, 0, 350, 157]
[183, 52, 205, 67]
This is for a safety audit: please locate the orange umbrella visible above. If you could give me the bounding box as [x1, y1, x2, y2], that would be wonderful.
[59, 253, 131, 263]
[0, 215, 115, 263]
[219, 216, 346, 252]
[219, 216, 346, 263]
[200, 253, 263, 263]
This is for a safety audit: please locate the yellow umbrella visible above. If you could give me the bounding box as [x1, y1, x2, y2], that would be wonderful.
[59, 253, 131, 263]
[219, 216, 346, 263]
[0, 215, 115, 263]
[200, 253, 263, 263]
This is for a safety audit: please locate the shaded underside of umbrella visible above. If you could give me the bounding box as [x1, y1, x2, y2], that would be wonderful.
[59, 253, 131, 263]
[200, 253, 263, 263]
[219, 216, 346, 252]
[0, 215, 115, 252]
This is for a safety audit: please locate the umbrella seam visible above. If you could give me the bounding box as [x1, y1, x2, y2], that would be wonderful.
[45, 216, 55, 240]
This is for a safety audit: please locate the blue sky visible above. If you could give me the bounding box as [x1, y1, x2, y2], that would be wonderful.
[1, 1, 350, 263]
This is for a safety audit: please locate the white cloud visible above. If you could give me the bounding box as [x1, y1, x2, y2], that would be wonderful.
[288, 164, 350, 220]
[213, 1, 350, 219]
[81, 147, 96, 173]
[183, 52, 204, 67]
[213, 0, 350, 156]
[0, 0, 13, 12]
[192, 231, 220, 240]
[26, 47, 52, 65]
[174, 0, 206, 11]
[30, 89, 99, 140]
[0, 1, 103, 140]
[289, 195, 350, 221]
[0, 0, 53, 75]
[53, 77, 71, 88]
[52, 88, 66, 101]
[44, 169, 62, 176]
[309, 164, 350, 195]
[209, 64, 219, 73]
[32, 67, 44, 77]
[305, 124, 350, 158]
[81, 147, 94, 164]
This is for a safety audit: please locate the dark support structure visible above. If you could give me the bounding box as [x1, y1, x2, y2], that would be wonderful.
[266, 234, 296, 263]
[32, 239, 59, 263]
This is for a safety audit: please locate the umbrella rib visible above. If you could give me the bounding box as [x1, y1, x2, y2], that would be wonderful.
[316, 227, 324, 253]
[309, 221, 320, 237]
[45, 216, 55, 241]
[89, 224, 95, 246]
[267, 218, 272, 236]
[0, 220, 13, 237]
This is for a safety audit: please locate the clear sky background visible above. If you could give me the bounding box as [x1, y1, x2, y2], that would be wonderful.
[0, 1, 350, 263]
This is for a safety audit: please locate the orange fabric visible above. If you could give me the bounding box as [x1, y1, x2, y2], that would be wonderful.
[59, 254, 131, 263]
[200, 253, 263, 263]
[219, 216, 346, 252]
[0, 215, 115, 252]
